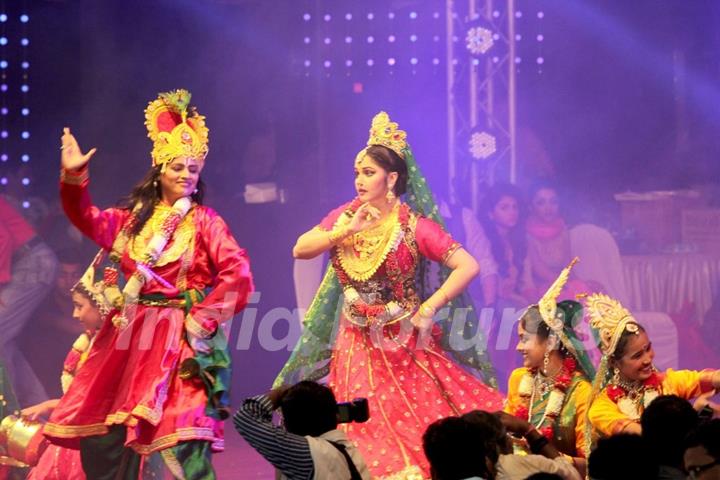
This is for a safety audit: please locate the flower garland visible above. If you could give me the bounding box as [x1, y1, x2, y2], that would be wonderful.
[514, 357, 576, 440]
[60, 331, 95, 394]
[606, 371, 661, 420]
[332, 199, 417, 327]
[111, 197, 193, 328]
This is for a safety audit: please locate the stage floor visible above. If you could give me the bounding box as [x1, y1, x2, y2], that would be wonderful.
[214, 428, 274, 478]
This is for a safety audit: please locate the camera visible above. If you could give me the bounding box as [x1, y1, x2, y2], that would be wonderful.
[337, 398, 369, 424]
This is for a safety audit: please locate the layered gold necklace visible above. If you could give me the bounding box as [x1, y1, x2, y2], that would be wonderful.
[336, 203, 403, 282]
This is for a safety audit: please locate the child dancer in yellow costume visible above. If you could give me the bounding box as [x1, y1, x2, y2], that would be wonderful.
[585, 293, 719, 437]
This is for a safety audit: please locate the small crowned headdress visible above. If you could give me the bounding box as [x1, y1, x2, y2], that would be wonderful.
[532, 257, 581, 355]
[72, 250, 121, 318]
[356, 111, 408, 162]
[144, 89, 209, 170]
[584, 293, 639, 357]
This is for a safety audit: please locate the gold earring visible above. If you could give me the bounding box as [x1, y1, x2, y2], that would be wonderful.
[386, 189, 396, 204]
[612, 367, 620, 384]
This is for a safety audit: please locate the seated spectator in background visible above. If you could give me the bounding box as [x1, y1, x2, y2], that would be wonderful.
[234, 381, 371, 480]
[587, 434, 658, 480]
[684, 419, 720, 480]
[423, 416, 494, 480]
[523, 182, 587, 301]
[463, 411, 580, 480]
[641, 395, 699, 480]
[477, 183, 528, 384]
[478, 183, 528, 308]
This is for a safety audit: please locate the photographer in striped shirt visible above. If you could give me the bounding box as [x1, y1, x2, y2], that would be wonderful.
[234, 381, 371, 480]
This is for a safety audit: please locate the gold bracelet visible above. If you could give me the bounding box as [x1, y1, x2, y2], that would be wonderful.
[329, 226, 351, 244]
[419, 303, 436, 318]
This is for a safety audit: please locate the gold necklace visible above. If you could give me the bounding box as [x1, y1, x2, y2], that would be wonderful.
[336, 204, 402, 282]
[128, 203, 196, 267]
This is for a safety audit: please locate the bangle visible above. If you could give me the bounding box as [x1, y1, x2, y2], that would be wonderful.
[419, 303, 436, 318]
[329, 226, 351, 244]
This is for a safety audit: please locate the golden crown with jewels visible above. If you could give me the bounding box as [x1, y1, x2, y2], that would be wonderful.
[356, 111, 408, 162]
[144, 89, 209, 170]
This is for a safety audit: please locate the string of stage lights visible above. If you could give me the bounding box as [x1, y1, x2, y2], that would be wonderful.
[300, 5, 446, 76]
[0, 0, 31, 209]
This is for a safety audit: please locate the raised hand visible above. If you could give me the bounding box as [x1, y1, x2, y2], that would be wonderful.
[61, 127, 97, 171]
[347, 202, 381, 234]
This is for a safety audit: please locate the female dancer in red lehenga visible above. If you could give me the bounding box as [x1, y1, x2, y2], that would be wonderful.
[275, 112, 503, 479]
[43, 90, 254, 479]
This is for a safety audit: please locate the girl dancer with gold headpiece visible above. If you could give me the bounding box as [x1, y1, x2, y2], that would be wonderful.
[43, 90, 254, 479]
[274, 112, 503, 479]
[585, 293, 719, 438]
[504, 258, 595, 476]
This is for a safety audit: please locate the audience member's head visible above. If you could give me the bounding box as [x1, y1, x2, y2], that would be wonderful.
[684, 419, 720, 480]
[478, 183, 526, 277]
[641, 395, 699, 470]
[480, 183, 523, 232]
[423, 416, 493, 480]
[528, 181, 561, 224]
[588, 434, 657, 480]
[55, 248, 85, 299]
[278, 381, 338, 437]
[462, 410, 509, 458]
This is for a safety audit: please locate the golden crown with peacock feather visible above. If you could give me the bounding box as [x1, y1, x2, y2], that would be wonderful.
[144, 89, 209, 170]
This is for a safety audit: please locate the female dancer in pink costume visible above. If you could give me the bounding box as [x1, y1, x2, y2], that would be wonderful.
[275, 112, 503, 479]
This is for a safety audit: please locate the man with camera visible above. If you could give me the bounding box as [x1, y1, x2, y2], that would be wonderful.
[233, 380, 371, 479]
